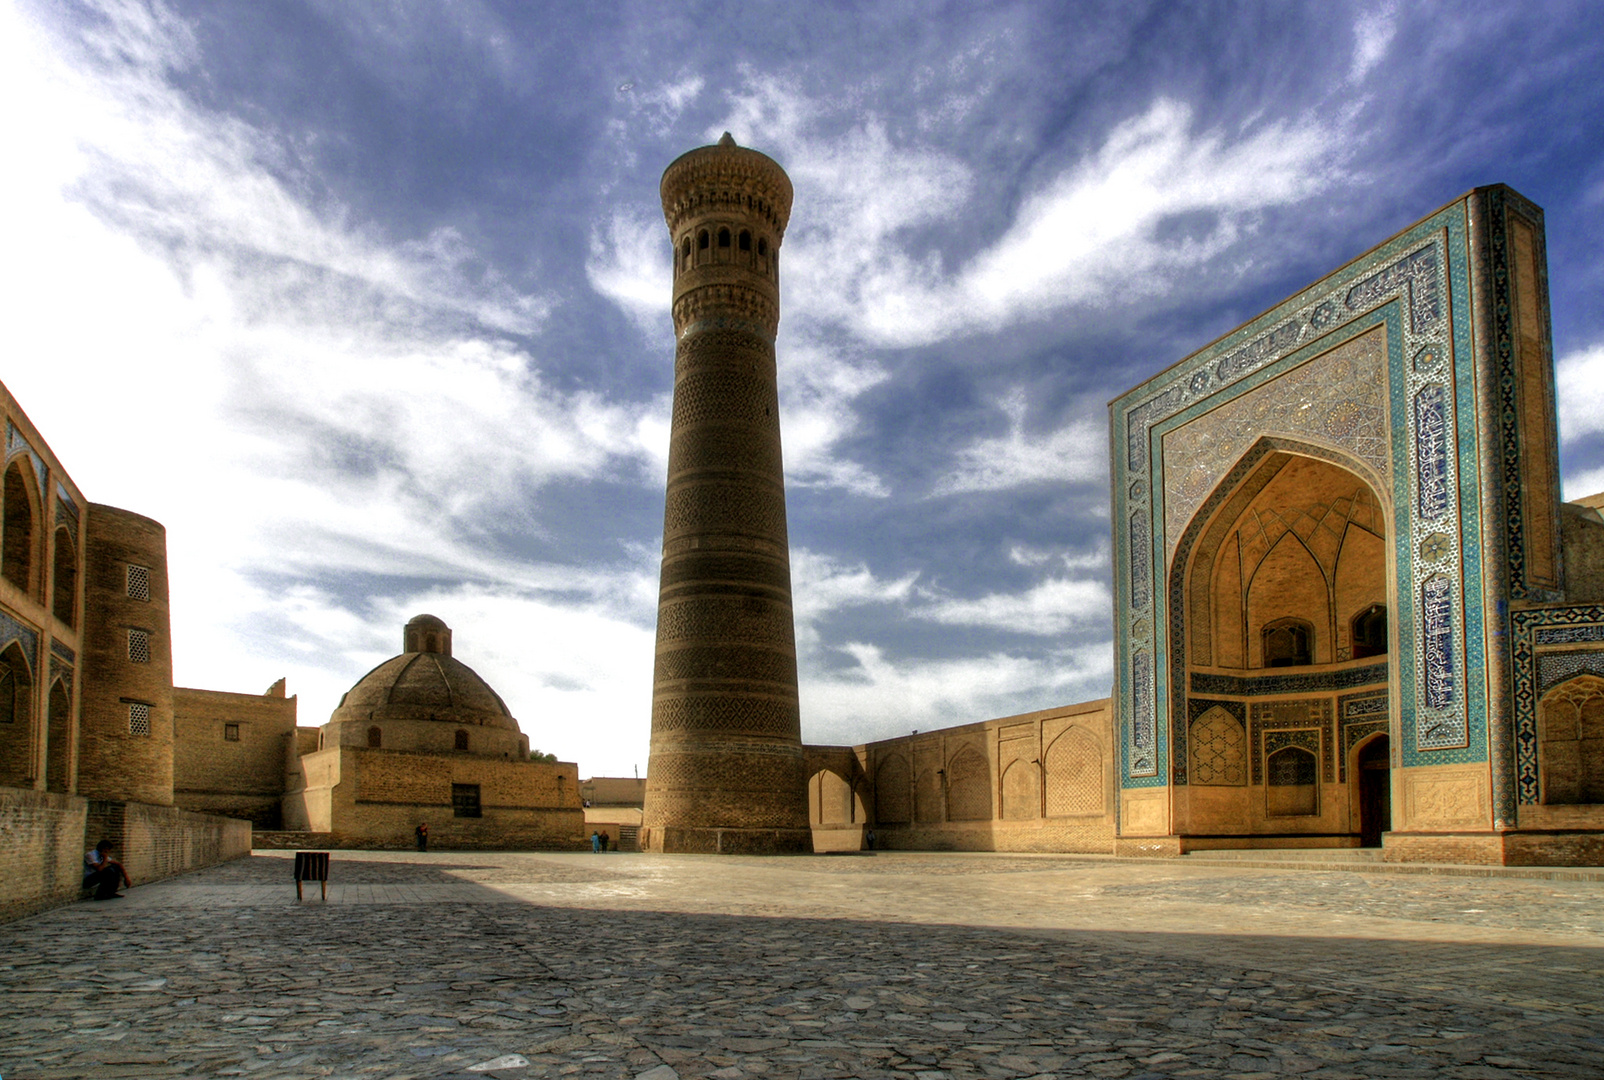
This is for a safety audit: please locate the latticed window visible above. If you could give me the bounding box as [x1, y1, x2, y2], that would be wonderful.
[128, 702, 151, 736]
[126, 564, 151, 601]
[452, 783, 482, 818]
[127, 629, 150, 664]
[224, 723, 240, 742]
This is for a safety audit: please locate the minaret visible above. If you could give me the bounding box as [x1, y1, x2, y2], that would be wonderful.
[641, 133, 811, 854]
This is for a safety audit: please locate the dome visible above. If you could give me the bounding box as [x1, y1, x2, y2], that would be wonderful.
[329, 617, 518, 732]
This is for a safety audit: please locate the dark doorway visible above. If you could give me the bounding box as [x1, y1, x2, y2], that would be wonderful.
[1357, 735, 1391, 847]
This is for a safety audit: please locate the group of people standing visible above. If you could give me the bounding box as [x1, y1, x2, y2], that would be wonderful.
[590, 830, 611, 852]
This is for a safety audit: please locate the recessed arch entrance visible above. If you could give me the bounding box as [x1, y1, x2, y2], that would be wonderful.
[1354, 733, 1391, 847]
[1170, 437, 1394, 845]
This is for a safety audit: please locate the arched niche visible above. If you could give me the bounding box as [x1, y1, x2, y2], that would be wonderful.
[999, 758, 1039, 820]
[1044, 726, 1103, 816]
[0, 641, 35, 786]
[1188, 706, 1246, 786]
[945, 746, 991, 821]
[2, 460, 42, 596]
[1182, 442, 1389, 672]
[874, 754, 910, 824]
[808, 768, 865, 825]
[1539, 675, 1604, 805]
[1266, 745, 1319, 816]
[52, 526, 78, 627]
[46, 678, 72, 793]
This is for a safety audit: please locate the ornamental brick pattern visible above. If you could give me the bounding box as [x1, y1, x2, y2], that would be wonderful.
[642, 134, 810, 854]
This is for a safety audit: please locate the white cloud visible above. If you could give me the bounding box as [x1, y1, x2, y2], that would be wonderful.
[1348, 3, 1398, 85]
[587, 208, 675, 339]
[720, 79, 1347, 350]
[914, 576, 1111, 637]
[1557, 341, 1604, 501]
[933, 389, 1107, 494]
[1008, 542, 1109, 572]
[791, 549, 917, 621]
[1557, 342, 1604, 443]
[799, 641, 1112, 747]
[776, 339, 890, 495]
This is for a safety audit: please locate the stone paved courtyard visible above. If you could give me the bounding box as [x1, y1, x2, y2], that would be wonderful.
[2, 852, 1602, 1079]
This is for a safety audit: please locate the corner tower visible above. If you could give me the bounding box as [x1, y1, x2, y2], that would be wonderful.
[641, 133, 810, 854]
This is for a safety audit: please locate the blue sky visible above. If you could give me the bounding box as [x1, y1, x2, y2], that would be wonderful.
[5, 0, 1603, 776]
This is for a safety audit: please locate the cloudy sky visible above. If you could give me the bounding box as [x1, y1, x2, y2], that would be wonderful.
[6, 1, 1603, 776]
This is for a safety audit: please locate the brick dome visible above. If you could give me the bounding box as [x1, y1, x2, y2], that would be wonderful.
[329, 617, 519, 732]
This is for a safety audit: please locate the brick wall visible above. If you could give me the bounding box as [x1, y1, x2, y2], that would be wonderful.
[2, 787, 248, 923]
[84, 799, 251, 887]
[0, 786, 88, 922]
[805, 700, 1119, 853]
[172, 685, 298, 826]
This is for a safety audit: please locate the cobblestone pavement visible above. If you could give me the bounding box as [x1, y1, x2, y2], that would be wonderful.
[2, 852, 1602, 1079]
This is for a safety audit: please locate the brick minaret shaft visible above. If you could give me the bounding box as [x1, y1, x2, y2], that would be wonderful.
[641, 133, 811, 854]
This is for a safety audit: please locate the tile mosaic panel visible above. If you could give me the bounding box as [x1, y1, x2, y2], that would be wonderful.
[0, 610, 39, 675]
[1130, 650, 1154, 775]
[49, 638, 75, 663]
[1487, 188, 1561, 603]
[1536, 651, 1604, 694]
[1160, 326, 1390, 548]
[1250, 699, 1334, 784]
[1534, 624, 1604, 646]
[1191, 665, 1387, 698]
[1337, 690, 1389, 780]
[5, 421, 47, 494]
[1420, 574, 1458, 714]
[1179, 698, 1246, 788]
[1414, 385, 1450, 520]
[1509, 606, 1604, 811]
[49, 655, 72, 692]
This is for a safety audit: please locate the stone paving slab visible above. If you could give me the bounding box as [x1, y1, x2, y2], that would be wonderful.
[2, 851, 1602, 1079]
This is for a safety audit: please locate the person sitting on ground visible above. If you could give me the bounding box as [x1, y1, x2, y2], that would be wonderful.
[83, 840, 131, 900]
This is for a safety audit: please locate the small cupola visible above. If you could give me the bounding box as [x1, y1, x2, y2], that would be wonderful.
[404, 613, 452, 656]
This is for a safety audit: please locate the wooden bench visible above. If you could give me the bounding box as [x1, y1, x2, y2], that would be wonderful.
[293, 851, 330, 901]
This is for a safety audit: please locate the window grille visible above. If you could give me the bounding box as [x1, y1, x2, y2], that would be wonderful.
[224, 722, 240, 742]
[127, 629, 150, 664]
[128, 702, 150, 736]
[126, 564, 151, 601]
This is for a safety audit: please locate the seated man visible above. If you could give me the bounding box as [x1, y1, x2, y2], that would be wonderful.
[83, 840, 131, 900]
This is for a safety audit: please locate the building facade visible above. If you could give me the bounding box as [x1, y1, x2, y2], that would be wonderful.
[275, 614, 585, 850]
[1107, 185, 1604, 864]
